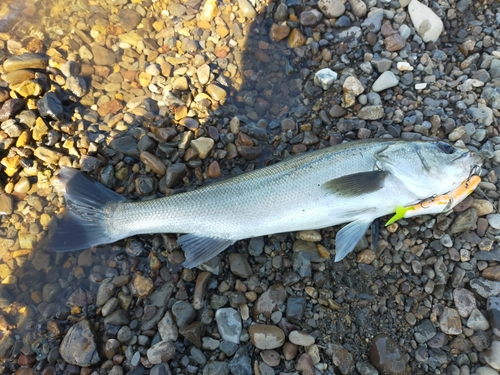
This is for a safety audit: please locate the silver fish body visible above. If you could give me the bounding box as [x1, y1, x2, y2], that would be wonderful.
[48, 139, 481, 267]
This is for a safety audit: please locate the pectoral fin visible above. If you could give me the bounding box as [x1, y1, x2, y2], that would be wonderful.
[179, 234, 235, 268]
[335, 219, 373, 262]
[323, 171, 388, 197]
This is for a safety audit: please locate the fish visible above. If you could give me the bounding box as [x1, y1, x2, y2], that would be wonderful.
[47, 138, 482, 268]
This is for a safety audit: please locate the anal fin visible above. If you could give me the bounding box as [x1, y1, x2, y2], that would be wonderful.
[179, 234, 234, 268]
[335, 219, 373, 262]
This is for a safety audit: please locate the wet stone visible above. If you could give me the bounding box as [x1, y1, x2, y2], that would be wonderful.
[59, 320, 101, 367]
[229, 253, 252, 278]
[292, 251, 311, 277]
[3, 53, 48, 72]
[92, 44, 116, 66]
[453, 288, 477, 318]
[164, 163, 187, 188]
[269, 24, 290, 42]
[299, 9, 322, 26]
[229, 343, 253, 375]
[118, 9, 142, 32]
[179, 321, 204, 348]
[248, 237, 264, 256]
[414, 320, 436, 344]
[110, 136, 138, 156]
[171, 301, 195, 327]
[296, 353, 314, 375]
[286, 297, 306, 324]
[330, 344, 354, 375]
[369, 334, 406, 375]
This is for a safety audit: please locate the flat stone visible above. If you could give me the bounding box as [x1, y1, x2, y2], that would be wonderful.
[289, 331, 315, 346]
[91, 44, 116, 66]
[357, 105, 384, 120]
[3, 53, 48, 72]
[470, 278, 500, 298]
[249, 324, 285, 350]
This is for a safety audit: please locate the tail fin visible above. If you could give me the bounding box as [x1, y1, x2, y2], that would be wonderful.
[47, 167, 125, 252]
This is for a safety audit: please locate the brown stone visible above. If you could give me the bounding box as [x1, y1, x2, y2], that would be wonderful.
[207, 161, 222, 178]
[98, 99, 124, 117]
[254, 49, 271, 63]
[270, 24, 291, 42]
[384, 33, 406, 52]
[140, 151, 166, 175]
[287, 29, 306, 48]
[237, 146, 262, 160]
[483, 266, 500, 281]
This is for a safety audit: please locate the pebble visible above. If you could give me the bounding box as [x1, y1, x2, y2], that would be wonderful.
[171, 301, 196, 327]
[487, 297, 500, 337]
[485, 341, 500, 371]
[476, 367, 500, 375]
[439, 307, 462, 335]
[191, 137, 214, 159]
[317, 0, 345, 18]
[329, 344, 354, 375]
[260, 350, 280, 367]
[467, 309, 490, 331]
[369, 334, 406, 375]
[147, 340, 175, 365]
[228, 253, 253, 278]
[289, 331, 315, 346]
[249, 324, 285, 350]
[408, 0, 444, 42]
[372, 71, 399, 92]
[314, 68, 337, 90]
[59, 320, 101, 367]
[3, 53, 48, 72]
[296, 353, 315, 375]
[453, 288, 477, 318]
[215, 308, 242, 344]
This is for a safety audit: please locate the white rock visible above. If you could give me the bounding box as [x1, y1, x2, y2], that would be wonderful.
[485, 341, 500, 371]
[397, 62, 413, 71]
[415, 83, 427, 90]
[372, 71, 399, 92]
[314, 68, 338, 90]
[408, 0, 444, 42]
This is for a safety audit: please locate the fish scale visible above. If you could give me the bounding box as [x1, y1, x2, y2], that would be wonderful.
[48, 138, 481, 268]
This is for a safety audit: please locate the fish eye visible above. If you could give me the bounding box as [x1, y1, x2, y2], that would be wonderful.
[437, 141, 454, 154]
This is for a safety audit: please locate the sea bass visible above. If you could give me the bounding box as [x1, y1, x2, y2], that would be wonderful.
[48, 139, 482, 267]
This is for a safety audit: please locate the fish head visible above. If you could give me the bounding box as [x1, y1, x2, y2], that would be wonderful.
[375, 140, 482, 199]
